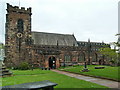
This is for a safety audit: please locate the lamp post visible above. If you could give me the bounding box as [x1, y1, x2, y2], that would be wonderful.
[64, 57, 66, 67]
[81, 61, 89, 72]
[81, 39, 91, 72]
[87, 39, 91, 65]
[84, 61, 87, 68]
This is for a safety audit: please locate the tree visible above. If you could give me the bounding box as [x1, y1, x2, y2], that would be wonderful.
[0, 43, 4, 49]
[99, 47, 118, 66]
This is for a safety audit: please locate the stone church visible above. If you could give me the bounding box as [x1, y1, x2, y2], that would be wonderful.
[5, 3, 110, 69]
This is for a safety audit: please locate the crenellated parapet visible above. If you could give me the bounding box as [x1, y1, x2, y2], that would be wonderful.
[6, 3, 32, 15]
[5, 3, 32, 68]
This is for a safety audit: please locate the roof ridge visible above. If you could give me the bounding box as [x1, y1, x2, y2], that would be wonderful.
[78, 41, 109, 44]
[32, 31, 72, 36]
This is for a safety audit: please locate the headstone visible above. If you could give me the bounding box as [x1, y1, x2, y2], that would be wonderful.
[95, 67, 105, 69]
[2, 80, 58, 90]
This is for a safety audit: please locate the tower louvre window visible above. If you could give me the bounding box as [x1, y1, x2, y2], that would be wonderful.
[17, 19, 24, 33]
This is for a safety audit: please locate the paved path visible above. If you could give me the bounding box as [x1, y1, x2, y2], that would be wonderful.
[51, 69, 120, 88]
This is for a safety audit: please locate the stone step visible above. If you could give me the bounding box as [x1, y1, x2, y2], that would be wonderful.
[0, 65, 12, 77]
[0, 67, 6, 70]
[1, 68, 9, 71]
[1, 70, 10, 74]
[0, 72, 12, 77]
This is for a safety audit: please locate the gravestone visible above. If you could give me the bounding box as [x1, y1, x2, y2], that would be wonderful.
[2, 80, 57, 90]
[95, 66, 105, 69]
[0, 62, 12, 77]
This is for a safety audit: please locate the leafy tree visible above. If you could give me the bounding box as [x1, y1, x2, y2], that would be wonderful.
[0, 43, 4, 49]
[0, 44, 3, 49]
[99, 47, 118, 66]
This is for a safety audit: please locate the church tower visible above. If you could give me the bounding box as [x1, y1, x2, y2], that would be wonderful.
[5, 3, 32, 68]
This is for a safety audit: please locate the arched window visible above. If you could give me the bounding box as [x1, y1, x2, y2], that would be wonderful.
[64, 55, 71, 62]
[78, 53, 85, 62]
[92, 53, 97, 62]
[17, 19, 24, 33]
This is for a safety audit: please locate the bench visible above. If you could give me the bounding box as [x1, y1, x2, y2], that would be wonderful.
[94, 67, 105, 69]
[1, 80, 57, 90]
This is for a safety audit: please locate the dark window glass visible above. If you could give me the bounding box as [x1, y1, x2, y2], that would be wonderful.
[17, 19, 24, 32]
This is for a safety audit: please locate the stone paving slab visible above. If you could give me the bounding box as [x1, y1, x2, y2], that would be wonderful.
[51, 70, 120, 88]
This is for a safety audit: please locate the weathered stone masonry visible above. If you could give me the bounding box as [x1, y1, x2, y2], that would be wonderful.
[5, 3, 110, 69]
[5, 3, 32, 67]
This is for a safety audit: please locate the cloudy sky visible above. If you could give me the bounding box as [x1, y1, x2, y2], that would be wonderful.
[0, 0, 119, 44]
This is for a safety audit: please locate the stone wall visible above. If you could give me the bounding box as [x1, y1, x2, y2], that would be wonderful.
[31, 45, 106, 68]
[4, 3, 110, 69]
[5, 3, 32, 68]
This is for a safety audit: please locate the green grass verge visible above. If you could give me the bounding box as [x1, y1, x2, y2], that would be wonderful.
[59, 65, 119, 81]
[2, 69, 108, 88]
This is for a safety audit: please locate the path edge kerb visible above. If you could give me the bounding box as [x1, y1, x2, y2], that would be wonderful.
[57, 69, 120, 82]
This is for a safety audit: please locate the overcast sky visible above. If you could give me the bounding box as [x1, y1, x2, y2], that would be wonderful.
[0, 0, 119, 44]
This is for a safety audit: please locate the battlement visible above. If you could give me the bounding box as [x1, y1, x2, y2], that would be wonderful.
[6, 3, 32, 15]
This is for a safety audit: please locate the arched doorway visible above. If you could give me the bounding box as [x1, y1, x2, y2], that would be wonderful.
[49, 56, 56, 69]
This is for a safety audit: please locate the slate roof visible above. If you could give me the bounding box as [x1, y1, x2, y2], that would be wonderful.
[32, 32, 78, 46]
[77, 41, 109, 46]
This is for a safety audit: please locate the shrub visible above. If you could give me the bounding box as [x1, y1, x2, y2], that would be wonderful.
[73, 65, 79, 67]
[12, 62, 30, 70]
[19, 62, 30, 70]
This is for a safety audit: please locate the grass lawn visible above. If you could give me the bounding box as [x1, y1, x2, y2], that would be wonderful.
[59, 65, 119, 81]
[1, 69, 108, 88]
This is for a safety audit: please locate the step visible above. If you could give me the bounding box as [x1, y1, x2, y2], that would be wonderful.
[0, 72, 12, 76]
[2, 70, 9, 72]
[0, 69, 9, 72]
[0, 65, 12, 77]
[0, 67, 6, 70]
